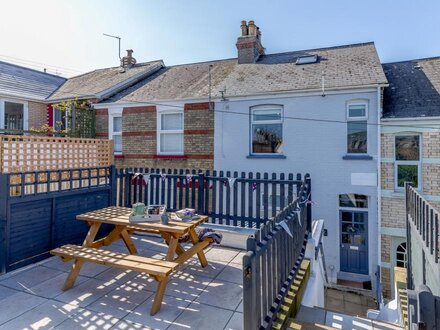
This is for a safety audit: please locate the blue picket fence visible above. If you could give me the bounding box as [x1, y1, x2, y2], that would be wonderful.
[115, 168, 305, 229]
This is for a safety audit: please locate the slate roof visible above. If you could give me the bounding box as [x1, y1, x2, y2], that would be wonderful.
[47, 60, 164, 102]
[104, 42, 387, 104]
[0, 61, 66, 101]
[382, 57, 440, 118]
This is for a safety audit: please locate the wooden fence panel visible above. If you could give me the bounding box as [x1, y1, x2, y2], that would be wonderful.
[0, 135, 112, 173]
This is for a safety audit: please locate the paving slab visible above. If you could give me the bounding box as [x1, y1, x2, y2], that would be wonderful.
[217, 263, 242, 284]
[230, 251, 246, 265]
[325, 311, 373, 329]
[296, 306, 326, 325]
[0, 266, 63, 291]
[205, 247, 240, 263]
[55, 278, 118, 308]
[224, 312, 244, 330]
[87, 284, 154, 319]
[167, 302, 233, 330]
[26, 272, 88, 299]
[195, 279, 242, 311]
[122, 294, 191, 330]
[0, 291, 47, 325]
[182, 259, 227, 279]
[0, 284, 20, 301]
[0, 299, 79, 330]
[165, 271, 212, 301]
[57, 308, 120, 329]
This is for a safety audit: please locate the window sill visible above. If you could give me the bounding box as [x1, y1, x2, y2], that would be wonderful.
[342, 154, 373, 160]
[246, 154, 286, 159]
[154, 154, 187, 159]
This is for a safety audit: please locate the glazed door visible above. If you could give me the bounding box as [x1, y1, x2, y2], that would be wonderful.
[340, 210, 368, 274]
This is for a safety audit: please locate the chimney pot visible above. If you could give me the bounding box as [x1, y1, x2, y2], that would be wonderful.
[248, 20, 256, 36]
[121, 49, 136, 68]
[240, 20, 248, 36]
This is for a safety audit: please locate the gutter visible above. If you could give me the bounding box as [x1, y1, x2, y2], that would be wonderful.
[377, 85, 383, 306]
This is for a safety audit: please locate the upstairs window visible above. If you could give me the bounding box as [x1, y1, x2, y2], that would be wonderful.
[346, 103, 368, 154]
[158, 112, 183, 154]
[251, 106, 283, 154]
[395, 135, 420, 189]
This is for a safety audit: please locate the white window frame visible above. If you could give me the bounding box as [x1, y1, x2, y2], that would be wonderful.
[52, 107, 70, 131]
[346, 101, 368, 155]
[250, 105, 284, 155]
[157, 110, 184, 155]
[108, 107, 123, 155]
[394, 133, 421, 190]
[0, 98, 28, 131]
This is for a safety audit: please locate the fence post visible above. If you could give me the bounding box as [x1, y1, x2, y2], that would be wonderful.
[197, 172, 205, 214]
[0, 173, 9, 274]
[306, 173, 312, 232]
[406, 183, 414, 290]
[109, 165, 117, 206]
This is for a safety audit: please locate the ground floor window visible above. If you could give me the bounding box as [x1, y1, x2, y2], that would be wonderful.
[4, 101, 24, 130]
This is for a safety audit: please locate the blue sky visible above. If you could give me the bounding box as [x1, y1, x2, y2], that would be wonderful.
[1, 0, 439, 77]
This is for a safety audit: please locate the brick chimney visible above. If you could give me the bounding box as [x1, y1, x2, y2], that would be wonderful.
[121, 49, 136, 68]
[236, 20, 265, 64]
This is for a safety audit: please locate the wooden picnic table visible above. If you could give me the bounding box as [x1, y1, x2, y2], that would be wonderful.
[51, 206, 211, 315]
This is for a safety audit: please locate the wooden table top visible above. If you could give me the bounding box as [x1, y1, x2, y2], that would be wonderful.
[76, 206, 208, 235]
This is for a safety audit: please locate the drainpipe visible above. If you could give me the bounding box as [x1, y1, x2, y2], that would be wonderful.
[377, 85, 383, 307]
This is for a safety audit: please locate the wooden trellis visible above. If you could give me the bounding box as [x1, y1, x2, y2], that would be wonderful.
[0, 135, 112, 173]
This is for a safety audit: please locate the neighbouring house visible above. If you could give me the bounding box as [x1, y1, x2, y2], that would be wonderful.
[93, 20, 388, 291]
[0, 61, 65, 133]
[380, 57, 440, 299]
[45, 51, 164, 137]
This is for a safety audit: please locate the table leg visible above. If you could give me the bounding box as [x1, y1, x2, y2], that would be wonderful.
[162, 232, 185, 256]
[150, 276, 168, 316]
[63, 222, 101, 290]
[120, 229, 138, 254]
[188, 228, 208, 267]
[166, 237, 179, 261]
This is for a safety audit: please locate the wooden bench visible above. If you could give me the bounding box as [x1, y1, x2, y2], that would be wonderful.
[51, 244, 178, 315]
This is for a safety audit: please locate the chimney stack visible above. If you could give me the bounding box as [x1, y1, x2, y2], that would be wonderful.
[121, 49, 136, 68]
[236, 20, 265, 64]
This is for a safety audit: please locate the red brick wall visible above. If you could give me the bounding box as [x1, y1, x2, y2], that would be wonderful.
[95, 102, 214, 170]
[28, 101, 48, 129]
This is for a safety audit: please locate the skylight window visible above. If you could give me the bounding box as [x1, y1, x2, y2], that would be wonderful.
[295, 55, 318, 65]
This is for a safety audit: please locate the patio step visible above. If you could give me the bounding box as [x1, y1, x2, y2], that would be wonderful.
[285, 318, 337, 329]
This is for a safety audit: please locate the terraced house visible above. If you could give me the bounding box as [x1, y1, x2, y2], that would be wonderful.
[0, 61, 65, 133]
[92, 21, 389, 292]
[380, 57, 440, 298]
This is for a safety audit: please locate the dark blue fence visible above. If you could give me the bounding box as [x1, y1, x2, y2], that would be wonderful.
[243, 174, 311, 329]
[115, 168, 304, 229]
[0, 167, 114, 274]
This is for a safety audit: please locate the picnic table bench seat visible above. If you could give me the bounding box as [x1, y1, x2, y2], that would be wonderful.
[51, 244, 178, 315]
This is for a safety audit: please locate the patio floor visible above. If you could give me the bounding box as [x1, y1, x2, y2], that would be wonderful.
[0, 234, 245, 330]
